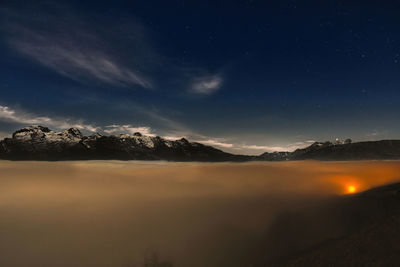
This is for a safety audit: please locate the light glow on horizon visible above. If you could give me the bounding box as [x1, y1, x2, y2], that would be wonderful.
[347, 185, 356, 194]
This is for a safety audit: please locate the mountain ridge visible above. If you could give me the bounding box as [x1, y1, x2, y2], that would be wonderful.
[0, 125, 252, 161]
[2, 126, 400, 161]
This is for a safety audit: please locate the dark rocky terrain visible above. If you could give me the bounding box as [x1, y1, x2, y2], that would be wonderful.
[2, 125, 400, 161]
[274, 182, 400, 267]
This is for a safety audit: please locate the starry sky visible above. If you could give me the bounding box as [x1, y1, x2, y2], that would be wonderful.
[1, 0, 400, 154]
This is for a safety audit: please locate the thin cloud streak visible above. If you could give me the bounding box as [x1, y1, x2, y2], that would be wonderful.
[2, 5, 153, 89]
[104, 125, 155, 136]
[163, 135, 185, 141]
[240, 140, 316, 153]
[194, 139, 234, 148]
[9, 28, 152, 88]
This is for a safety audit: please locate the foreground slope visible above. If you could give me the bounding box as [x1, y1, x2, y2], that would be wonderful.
[277, 183, 400, 267]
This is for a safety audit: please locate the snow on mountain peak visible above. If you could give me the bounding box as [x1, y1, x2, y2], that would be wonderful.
[11, 125, 83, 143]
[12, 125, 53, 140]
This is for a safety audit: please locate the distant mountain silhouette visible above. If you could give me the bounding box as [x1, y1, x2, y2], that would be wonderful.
[261, 140, 400, 161]
[2, 126, 400, 161]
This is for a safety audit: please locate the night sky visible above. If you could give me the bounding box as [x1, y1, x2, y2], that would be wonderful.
[1, 0, 400, 154]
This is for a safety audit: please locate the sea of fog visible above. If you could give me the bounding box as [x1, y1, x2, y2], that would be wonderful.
[1, 160, 400, 266]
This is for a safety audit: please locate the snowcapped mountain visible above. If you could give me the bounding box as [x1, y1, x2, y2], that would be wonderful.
[0, 126, 252, 161]
[2, 126, 400, 161]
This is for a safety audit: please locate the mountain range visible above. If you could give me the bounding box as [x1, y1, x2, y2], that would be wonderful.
[1, 125, 400, 161]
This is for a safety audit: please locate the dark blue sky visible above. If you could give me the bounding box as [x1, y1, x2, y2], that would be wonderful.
[1, 0, 400, 154]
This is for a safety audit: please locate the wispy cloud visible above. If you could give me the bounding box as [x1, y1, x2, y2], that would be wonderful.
[190, 74, 223, 95]
[132, 106, 196, 137]
[163, 135, 186, 141]
[365, 130, 387, 138]
[0, 105, 99, 132]
[240, 140, 316, 152]
[9, 32, 152, 88]
[104, 124, 155, 136]
[2, 6, 153, 88]
[189, 139, 315, 153]
[239, 145, 289, 151]
[194, 139, 234, 148]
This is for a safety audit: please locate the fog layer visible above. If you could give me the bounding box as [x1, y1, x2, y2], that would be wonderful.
[1, 160, 400, 266]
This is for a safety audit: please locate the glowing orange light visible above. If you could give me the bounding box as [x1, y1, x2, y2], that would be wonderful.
[347, 185, 356, 193]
